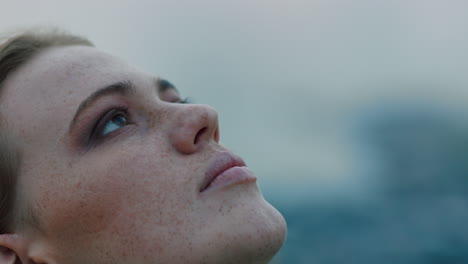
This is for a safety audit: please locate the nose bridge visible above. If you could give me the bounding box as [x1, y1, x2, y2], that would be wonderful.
[168, 103, 219, 154]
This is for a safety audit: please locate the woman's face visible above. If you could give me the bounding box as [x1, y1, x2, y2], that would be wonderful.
[0, 46, 286, 263]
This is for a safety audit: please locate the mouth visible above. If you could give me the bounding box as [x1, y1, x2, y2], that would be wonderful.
[199, 151, 256, 193]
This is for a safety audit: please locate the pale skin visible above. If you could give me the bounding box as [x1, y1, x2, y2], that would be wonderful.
[0, 46, 286, 263]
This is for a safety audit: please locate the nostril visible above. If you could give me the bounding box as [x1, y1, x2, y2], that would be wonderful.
[194, 127, 207, 145]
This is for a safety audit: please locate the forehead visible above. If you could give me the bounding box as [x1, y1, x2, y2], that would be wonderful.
[0, 45, 148, 144]
[2, 45, 145, 107]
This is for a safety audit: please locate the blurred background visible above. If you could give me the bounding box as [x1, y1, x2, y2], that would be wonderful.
[3, 0, 468, 263]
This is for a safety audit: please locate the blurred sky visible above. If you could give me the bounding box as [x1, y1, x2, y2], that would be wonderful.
[2, 0, 468, 217]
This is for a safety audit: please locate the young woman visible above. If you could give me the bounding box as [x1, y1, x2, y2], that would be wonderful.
[0, 29, 286, 264]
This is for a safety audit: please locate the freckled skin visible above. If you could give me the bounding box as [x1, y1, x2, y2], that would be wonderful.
[0, 46, 286, 263]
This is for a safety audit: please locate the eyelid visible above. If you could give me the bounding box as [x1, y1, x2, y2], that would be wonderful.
[73, 90, 188, 150]
[89, 106, 129, 144]
[89, 97, 187, 144]
[179, 97, 190, 104]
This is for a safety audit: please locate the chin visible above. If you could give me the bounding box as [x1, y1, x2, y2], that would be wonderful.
[244, 198, 287, 263]
[190, 193, 287, 264]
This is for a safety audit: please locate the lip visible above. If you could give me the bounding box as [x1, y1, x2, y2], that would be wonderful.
[200, 151, 256, 193]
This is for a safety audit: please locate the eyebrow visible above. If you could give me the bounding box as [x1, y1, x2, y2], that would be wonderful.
[68, 78, 178, 133]
[68, 80, 136, 132]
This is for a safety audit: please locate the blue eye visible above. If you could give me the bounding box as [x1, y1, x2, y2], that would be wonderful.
[101, 113, 127, 136]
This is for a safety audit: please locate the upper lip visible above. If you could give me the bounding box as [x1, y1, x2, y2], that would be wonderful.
[199, 151, 247, 192]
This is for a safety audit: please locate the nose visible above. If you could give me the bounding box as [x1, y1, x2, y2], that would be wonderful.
[169, 104, 220, 154]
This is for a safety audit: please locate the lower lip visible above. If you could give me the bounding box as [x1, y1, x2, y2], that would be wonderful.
[202, 166, 257, 193]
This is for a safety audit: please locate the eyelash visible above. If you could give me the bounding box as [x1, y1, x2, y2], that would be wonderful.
[180, 97, 190, 104]
[90, 106, 130, 142]
[89, 98, 189, 143]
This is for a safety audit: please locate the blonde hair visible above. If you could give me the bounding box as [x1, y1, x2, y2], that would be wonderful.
[0, 28, 93, 233]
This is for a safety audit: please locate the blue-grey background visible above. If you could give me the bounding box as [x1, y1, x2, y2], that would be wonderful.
[3, 0, 468, 263]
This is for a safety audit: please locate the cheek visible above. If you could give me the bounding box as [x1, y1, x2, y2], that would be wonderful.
[37, 144, 195, 245]
[37, 158, 129, 239]
[111, 147, 197, 233]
